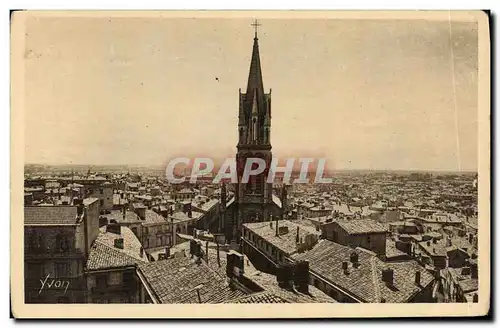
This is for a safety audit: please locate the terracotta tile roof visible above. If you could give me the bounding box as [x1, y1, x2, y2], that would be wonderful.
[104, 209, 141, 223]
[418, 240, 448, 257]
[86, 226, 148, 270]
[138, 257, 248, 304]
[142, 209, 168, 225]
[243, 220, 321, 255]
[227, 291, 289, 303]
[385, 239, 409, 259]
[169, 210, 203, 223]
[246, 270, 336, 303]
[293, 240, 434, 303]
[24, 206, 80, 226]
[335, 219, 387, 235]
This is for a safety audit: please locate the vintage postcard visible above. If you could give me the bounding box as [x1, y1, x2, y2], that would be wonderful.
[10, 10, 490, 318]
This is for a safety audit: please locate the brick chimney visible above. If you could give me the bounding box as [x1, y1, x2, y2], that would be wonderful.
[114, 238, 124, 249]
[382, 268, 394, 285]
[415, 271, 421, 286]
[295, 226, 300, 244]
[277, 263, 294, 289]
[140, 247, 144, 258]
[226, 250, 244, 278]
[350, 252, 359, 268]
[107, 223, 121, 235]
[342, 261, 349, 274]
[77, 204, 84, 217]
[165, 246, 170, 259]
[295, 260, 309, 294]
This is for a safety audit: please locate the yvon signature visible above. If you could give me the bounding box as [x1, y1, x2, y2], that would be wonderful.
[39, 274, 70, 294]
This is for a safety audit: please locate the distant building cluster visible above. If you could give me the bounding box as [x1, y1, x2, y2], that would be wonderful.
[23, 169, 478, 304]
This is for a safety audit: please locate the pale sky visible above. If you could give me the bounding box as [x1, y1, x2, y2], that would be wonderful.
[23, 14, 479, 171]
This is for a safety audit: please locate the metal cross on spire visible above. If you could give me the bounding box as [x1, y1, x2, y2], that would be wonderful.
[251, 19, 261, 38]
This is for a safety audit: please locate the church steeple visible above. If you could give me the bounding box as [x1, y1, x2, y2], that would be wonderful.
[238, 20, 271, 149]
[246, 32, 264, 97]
[228, 19, 275, 244]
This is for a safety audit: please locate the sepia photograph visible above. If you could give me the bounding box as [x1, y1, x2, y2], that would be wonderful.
[10, 10, 490, 318]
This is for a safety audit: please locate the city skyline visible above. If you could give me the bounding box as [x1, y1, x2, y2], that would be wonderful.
[24, 16, 478, 171]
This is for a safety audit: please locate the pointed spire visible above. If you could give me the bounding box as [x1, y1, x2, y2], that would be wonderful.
[246, 32, 264, 97]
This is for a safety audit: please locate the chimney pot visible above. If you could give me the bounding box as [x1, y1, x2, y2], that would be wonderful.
[415, 271, 421, 286]
[107, 223, 121, 235]
[382, 268, 394, 285]
[77, 204, 84, 217]
[350, 252, 359, 266]
[295, 260, 309, 294]
[114, 238, 124, 249]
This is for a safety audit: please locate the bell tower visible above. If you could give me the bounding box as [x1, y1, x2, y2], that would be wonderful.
[227, 20, 275, 243]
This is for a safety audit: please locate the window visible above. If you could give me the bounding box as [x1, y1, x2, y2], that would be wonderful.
[144, 227, 149, 235]
[99, 189, 104, 194]
[157, 236, 162, 246]
[100, 199, 104, 207]
[108, 272, 121, 286]
[56, 233, 71, 253]
[367, 236, 371, 246]
[54, 262, 69, 277]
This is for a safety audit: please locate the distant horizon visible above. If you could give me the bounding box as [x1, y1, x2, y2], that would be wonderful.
[24, 162, 477, 174]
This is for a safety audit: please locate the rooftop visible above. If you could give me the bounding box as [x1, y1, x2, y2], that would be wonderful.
[244, 270, 336, 303]
[243, 220, 321, 255]
[24, 206, 81, 226]
[87, 226, 148, 270]
[104, 209, 140, 223]
[292, 239, 434, 303]
[335, 219, 388, 235]
[169, 210, 203, 223]
[138, 256, 248, 304]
